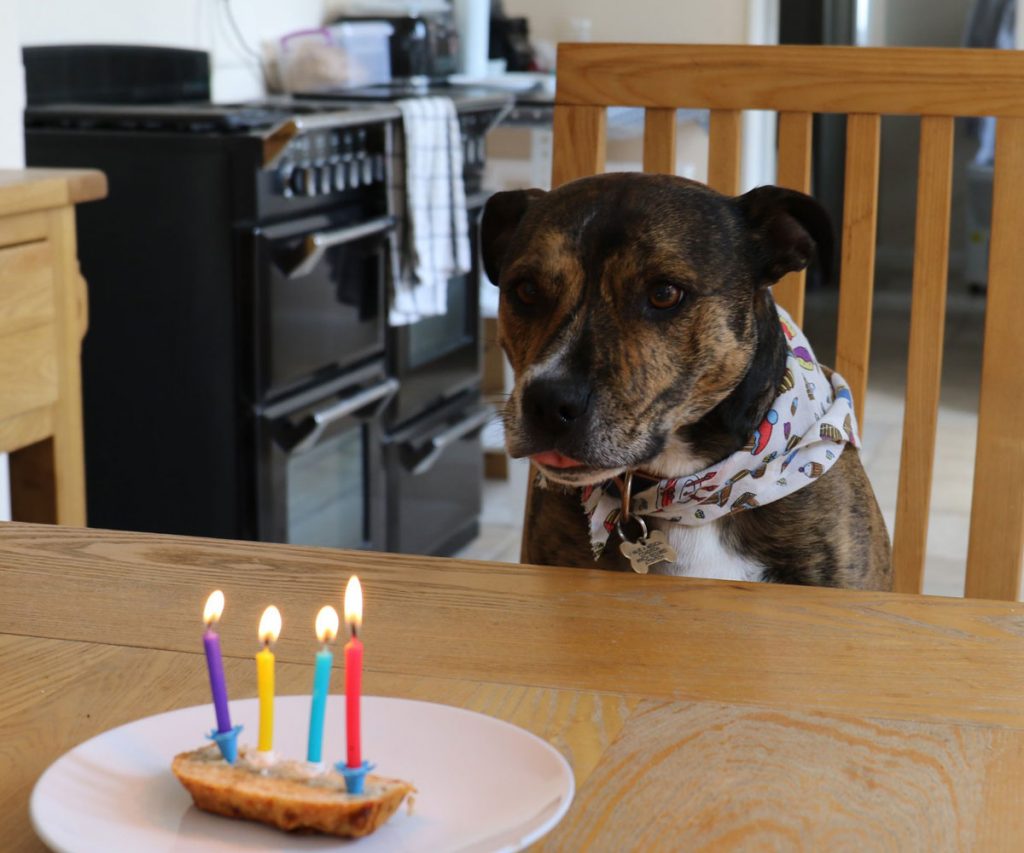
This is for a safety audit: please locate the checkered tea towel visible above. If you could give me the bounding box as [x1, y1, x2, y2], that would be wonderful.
[388, 96, 471, 326]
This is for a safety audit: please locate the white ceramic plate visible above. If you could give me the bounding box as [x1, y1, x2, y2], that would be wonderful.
[31, 695, 574, 852]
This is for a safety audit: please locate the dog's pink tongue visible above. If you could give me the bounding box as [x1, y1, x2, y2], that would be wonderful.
[531, 451, 584, 469]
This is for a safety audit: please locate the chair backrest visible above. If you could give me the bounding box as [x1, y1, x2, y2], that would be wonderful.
[542, 43, 1024, 600]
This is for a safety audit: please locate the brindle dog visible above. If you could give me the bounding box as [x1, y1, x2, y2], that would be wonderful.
[481, 173, 891, 589]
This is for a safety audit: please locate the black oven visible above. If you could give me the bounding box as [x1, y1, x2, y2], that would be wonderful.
[255, 361, 397, 550]
[247, 210, 394, 401]
[24, 51, 406, 545]
[384, 393, 491, 555]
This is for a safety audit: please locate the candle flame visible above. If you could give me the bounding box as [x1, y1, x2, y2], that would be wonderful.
[344, 576, 363, 631]
[258, 605, 282, 645]
[204, 590, 225, 626]
[315, 605, 339, 643]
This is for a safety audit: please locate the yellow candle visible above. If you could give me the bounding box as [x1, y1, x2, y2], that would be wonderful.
[256, 605, 281, 752]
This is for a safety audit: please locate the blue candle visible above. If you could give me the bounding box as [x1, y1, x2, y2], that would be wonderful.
[307, 606, 339, 763]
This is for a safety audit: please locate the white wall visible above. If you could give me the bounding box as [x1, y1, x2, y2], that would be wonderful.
[0, 0, 25, 167]
[504, 0, 750, 44]
[16, 0, 325, 101]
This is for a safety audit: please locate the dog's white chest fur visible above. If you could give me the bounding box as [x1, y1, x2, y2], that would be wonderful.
[646, 518, 765, 582]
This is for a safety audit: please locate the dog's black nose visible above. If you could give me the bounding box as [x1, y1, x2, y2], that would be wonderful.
[523, 377, 591, 437]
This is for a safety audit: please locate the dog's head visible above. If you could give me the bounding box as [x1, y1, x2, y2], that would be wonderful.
[481, 172, 832, 486]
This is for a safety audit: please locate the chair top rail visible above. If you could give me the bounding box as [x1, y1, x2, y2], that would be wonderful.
[556, 43, 1024, 117]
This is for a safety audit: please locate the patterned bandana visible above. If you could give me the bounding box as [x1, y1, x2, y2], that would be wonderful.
[581, 306, 860, 559]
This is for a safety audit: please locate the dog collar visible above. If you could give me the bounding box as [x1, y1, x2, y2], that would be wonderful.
[579, 305, 861, 560]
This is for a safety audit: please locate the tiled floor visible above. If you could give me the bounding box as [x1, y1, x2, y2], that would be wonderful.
[459, 278, 987, 598]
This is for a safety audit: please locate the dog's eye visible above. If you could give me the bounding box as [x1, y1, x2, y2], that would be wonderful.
[514, 281, 539, 305]
[648, 283, 684, 310]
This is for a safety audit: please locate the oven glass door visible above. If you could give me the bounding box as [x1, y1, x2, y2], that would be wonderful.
[385, 395, 489, 555]
[406, 269, 470, 369]
[252, 212, 393, 400]
[286, 425, 367, 548]
[257, 366, 394, 550]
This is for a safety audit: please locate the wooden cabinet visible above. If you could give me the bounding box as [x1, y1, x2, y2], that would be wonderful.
[0, 169, 107, 525]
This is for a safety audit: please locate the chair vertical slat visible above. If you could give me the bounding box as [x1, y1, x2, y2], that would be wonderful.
[773, 111, 814, 325]
[707, 109, 742, 195]
[523, 103, 608, 561]
[834, 113, 881, 429]
[965, 116, 1024, 601]
[552, 104, 607, 188]
[643, 108, 678, 173]
[891, 116, 954, 594]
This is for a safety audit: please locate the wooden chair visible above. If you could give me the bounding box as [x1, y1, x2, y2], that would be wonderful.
[528, 43, 1024, 600]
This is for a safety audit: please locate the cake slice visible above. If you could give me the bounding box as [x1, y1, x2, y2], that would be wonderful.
[172, 746, 415, 838]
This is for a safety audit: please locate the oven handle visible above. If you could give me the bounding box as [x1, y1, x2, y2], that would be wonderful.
[286, 216, 394, 279]
[290, 377, 399, 454]
[401, 405, 493, 476]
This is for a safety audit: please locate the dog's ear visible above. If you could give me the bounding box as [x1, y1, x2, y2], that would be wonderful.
[480, 188, 546, 284]
[735, 186, 834, 287]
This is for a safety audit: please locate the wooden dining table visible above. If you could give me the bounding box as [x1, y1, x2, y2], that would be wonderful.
[4, 521, 1024, 850]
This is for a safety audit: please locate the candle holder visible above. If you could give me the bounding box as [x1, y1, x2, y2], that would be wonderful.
[336, 759, 375, 795]
[207, 724, 243, 764]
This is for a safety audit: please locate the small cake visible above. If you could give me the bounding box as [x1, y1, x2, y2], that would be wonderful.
[172, 745, 415, 838]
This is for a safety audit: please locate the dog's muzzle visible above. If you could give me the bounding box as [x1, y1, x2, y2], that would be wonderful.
[520, 377, 592, 448]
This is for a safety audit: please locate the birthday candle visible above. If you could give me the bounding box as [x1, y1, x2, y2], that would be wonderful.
[202, 591, 232, 733]
[307, 606, 338, 763]
[344, 577, 364, 768]
[256, 605, 281, 752]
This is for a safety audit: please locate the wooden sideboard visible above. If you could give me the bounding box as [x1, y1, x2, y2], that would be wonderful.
[0, 168, 107, 525]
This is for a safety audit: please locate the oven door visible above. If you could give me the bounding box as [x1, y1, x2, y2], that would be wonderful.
[385, 393, 491, 555]
[248, 212, 394, 401]
[386, 193, 487, 427]
[256, 362, 397, 550]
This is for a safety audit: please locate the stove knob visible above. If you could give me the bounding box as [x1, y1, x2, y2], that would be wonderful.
[361, 156, 373, 185]
[348, 159, 361, 188]
[278, 164, 295, 198]
[334, 161, 348, 191]
[290, 166, 315, 197]
[319, 164, 333, 195]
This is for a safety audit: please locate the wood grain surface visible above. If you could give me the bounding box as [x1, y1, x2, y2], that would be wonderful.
[707, 109, 742, 195]
[555, 43, 1024, 117]
[834, 113, 881, 430]
[0, 168, 107, 214]
[0, 169, 100, 529]
[642, 108, 677, 174]
[539, 700, 1024, 852]
[551, 104, 607, 188]
[773, 111, 814, 324]
[3, 524, 1024, 727]
[5, 523, 1024, 849]
[966, 116, 1024, 601]
[892, 116, 954, 594]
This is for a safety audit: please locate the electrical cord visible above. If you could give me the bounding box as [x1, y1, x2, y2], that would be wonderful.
[221, 0, 263, 63]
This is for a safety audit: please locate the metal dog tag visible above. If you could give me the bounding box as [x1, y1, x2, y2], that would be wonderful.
[619, 529, 677, 574]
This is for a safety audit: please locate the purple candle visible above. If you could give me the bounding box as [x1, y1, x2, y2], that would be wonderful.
[203, 591, 232, 733]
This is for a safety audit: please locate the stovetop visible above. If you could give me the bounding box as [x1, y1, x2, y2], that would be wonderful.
[24, 98, 401, 135]
[296, 82, 514, 115]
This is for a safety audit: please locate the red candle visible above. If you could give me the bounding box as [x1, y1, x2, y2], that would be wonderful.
[344, 576, 364, 768]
